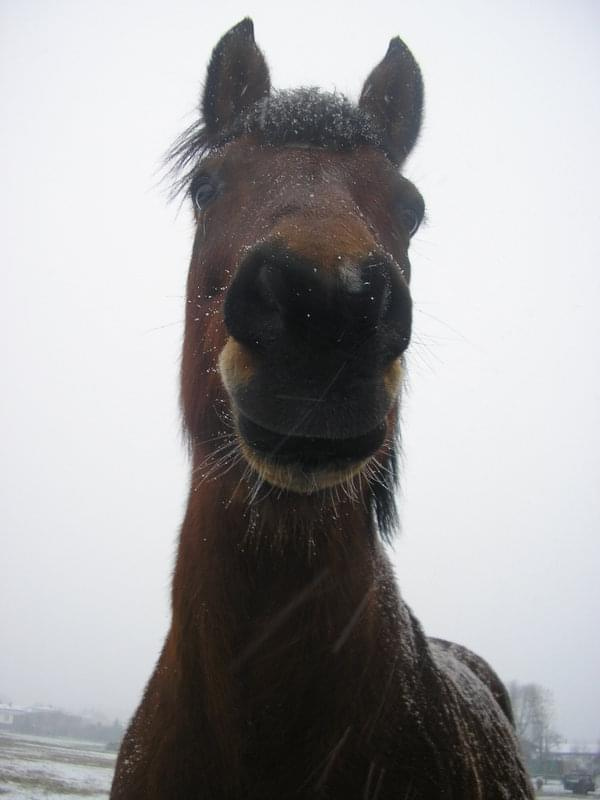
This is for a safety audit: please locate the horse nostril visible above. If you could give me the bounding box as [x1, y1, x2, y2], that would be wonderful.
[256, 264, 279, 311]
[224, 250, 286, 349]
[225, 245, 324, 348]
[339, 257, 412, 355]
[353, 261, 392, 324]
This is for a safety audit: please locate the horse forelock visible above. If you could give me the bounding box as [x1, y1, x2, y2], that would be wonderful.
[241, 89, 384, 151]
[166, 88, 393, 199]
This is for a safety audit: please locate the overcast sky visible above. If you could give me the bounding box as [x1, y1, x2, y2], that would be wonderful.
[1, 0, 599, 743]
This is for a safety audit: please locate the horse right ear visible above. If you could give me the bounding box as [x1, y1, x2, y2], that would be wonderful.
[359, 37, 423, 165]
[202, 19, 270, 141]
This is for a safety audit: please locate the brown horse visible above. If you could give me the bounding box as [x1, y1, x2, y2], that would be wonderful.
[111, 19, 534, 800]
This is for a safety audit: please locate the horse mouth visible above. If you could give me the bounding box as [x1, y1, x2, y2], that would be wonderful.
[236, 413, 387, 492]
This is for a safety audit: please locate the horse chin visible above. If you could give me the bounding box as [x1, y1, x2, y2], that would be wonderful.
[241, 445, 370, 493]
[234, 414, 387, 494]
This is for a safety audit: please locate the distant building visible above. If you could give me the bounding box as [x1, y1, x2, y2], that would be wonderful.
[550, 742, 600, 775]
[523, 740, 600, 779]
[0, 704, 33, 727]
[0, 703, 123, 744]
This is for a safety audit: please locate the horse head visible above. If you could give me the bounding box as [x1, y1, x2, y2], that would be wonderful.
[173, 19, 423, 498]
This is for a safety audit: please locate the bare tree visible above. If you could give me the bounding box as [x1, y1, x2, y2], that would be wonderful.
[508, 681, 561, 759]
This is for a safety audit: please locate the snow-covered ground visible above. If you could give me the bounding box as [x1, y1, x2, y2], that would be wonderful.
[0, 732, 115, 799]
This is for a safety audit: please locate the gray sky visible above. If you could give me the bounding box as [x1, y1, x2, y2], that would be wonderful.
[1, 0, 599, 743]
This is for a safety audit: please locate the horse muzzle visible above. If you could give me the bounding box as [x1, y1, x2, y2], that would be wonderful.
[217, 243, 410, 491]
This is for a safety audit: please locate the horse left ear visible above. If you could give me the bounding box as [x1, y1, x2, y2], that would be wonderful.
[202, 18, 271, 141]
[359, 37, 423, 164]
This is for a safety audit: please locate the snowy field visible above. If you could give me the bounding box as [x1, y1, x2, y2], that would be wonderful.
[0, 732, 115, 799]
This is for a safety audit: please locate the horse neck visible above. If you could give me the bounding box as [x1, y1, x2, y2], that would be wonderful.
[173, 456, 386, 624]
[167, 448, 413, 786]
[169, 439, 408, 689]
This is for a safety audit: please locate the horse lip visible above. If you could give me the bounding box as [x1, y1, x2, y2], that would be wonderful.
[226, 370, 396, 440]
[236, 413, 387, 470]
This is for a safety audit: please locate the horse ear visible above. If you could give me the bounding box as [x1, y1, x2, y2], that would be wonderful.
[202, 18, 270, 139]
[359, 37, 423, 164]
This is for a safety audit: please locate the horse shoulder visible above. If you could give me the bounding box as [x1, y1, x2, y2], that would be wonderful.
[428, 636, 514, 725]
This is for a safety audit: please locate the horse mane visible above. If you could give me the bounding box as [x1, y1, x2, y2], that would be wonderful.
[167, 89, 393, 199]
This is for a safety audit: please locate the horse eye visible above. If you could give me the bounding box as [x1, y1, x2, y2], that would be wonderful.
[193, 180, 217, 210]
[399, 207, 421, 238]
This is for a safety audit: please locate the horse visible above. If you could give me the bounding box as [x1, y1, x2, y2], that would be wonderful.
[111, 19, 534, 800]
